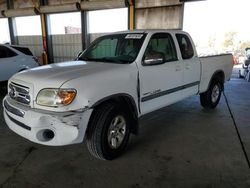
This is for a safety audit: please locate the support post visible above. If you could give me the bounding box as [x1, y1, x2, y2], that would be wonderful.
[6, 0, 18, 44]
[40, 14, 48, 64]
[40, 0, 53, 64]
[81, 10, 89, 50]
[128, 0, 135, 30]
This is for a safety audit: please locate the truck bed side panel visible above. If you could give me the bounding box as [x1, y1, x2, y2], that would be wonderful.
[199, 54, 233, 93]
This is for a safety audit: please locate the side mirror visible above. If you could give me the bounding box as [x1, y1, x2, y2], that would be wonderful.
[143, 53, 165, 66]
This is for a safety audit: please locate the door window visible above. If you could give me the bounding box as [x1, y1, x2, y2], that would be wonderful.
[143, 33, 177, 65]
[0, 46, 17, 58]
[176, 34, 194, 59]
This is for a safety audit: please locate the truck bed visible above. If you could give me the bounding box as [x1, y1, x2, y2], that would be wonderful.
[199, 54, 233, 93]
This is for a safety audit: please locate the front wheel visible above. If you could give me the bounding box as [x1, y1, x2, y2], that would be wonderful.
[200, 79, 223, 109]
[86, 102, 131, 160]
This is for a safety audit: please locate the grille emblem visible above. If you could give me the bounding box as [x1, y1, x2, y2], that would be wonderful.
[9, 82, 30, 105]
[9, 87, 17, 99]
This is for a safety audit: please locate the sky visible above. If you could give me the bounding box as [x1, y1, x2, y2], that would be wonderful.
[183, 0, 250, 52]
[88, 8, 128, 33]
[49, 12, 81, 34]
[0, 19, 10, 43]
[49, 8, 128, 34]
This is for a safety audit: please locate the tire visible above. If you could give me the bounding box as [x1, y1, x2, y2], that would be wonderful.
[200, 78, 223, 109]
[86, 102, 131, 160]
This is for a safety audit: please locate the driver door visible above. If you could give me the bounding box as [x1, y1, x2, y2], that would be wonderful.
[138, 33, 184, 114]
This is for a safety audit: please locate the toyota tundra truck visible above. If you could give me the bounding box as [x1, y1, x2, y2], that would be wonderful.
[3, 30, 233, 160]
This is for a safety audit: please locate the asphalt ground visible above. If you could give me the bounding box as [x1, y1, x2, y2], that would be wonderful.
[0, 66, 249, 188]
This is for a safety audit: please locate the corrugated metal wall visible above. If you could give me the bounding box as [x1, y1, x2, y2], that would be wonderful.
[17, 35, 43, 57]
[17, 33, 106, 63]
[135, 0, 184, 29]
[135, 6, 183, 29]
[17, 34, 82, 63]
[51, 34, 82, 63]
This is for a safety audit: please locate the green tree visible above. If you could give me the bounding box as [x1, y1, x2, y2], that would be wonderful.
[208, 35, 216, 48]
[223, 32, 237, 49]
[240, 41, 250, 51]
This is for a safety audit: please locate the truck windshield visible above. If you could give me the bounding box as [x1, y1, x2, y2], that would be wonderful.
[78, 33, 146, 64]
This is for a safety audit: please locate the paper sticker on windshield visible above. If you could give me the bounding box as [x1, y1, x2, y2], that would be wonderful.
[125, 34, 143, 39]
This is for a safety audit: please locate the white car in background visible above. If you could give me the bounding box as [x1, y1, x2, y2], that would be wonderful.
[0, 44, 40, 85]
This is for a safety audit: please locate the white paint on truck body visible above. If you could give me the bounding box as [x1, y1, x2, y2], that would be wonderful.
[2, 29, 233, 146]
[199, 54, 233, 93]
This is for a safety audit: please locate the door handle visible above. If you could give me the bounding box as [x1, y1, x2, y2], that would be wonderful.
[185, 65, 190, 69]
[175, 65, 181, 71]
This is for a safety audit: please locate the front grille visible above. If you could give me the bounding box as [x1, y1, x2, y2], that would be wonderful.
[9, 82, 31, 105]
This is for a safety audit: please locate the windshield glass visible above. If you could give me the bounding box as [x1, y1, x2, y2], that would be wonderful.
[78, 33, 146, 64]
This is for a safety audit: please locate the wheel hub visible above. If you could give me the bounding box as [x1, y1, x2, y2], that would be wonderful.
[211, 84, 220, 103]
[107, 115, 126, 149]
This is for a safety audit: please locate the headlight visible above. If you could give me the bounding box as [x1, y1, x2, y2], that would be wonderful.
[36, 88, 77, 107]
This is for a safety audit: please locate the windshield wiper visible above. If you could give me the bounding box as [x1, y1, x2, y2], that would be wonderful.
[78, 57, 131, 64]
[98, 57, 131, 64]
[78, 57, 94, 61]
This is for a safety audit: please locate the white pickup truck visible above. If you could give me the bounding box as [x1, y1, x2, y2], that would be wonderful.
[3, 30, 233, 160]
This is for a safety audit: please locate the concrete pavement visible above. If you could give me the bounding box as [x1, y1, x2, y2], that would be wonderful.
[0, 68, 250, 188]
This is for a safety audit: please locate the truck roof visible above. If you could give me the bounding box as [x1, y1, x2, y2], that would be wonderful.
[114, 29, 189, 35]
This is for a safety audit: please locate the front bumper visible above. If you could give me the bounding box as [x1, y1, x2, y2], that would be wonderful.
[3, 96, 93, 146]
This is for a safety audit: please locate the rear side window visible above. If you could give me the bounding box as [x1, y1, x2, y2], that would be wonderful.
[176, 34, 194, 59]
[11, 46, 33, 56]
[0, 46, 17, 58]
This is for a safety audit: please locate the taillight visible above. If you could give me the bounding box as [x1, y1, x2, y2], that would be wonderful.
[232, 56, 235, 65]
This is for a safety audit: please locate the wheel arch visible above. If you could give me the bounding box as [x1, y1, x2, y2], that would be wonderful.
[89, 93, 139, 135]
[18, 68, 27, 72]
[200, 70, 224, 109]
[207, 70, 225, 91]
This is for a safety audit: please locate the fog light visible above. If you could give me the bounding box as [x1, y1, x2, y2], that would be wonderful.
[43, 129, 55, 140]
[37, 129, 55, 142]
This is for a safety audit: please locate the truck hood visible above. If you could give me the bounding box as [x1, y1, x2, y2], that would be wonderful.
[11, 61, 123, 87]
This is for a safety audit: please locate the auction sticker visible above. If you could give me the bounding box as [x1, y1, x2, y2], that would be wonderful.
[125, 34, 144, 39]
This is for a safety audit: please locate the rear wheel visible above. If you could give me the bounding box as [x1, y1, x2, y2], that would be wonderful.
[86, 102, 131, 160]
[200, 78, 223, 109]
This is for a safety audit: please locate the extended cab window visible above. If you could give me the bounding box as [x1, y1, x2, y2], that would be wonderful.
[79, 33, 146, 64]
[0, 46, 17, 58]
[176, 34, 194, 59]
[143, 33, 177, 65]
